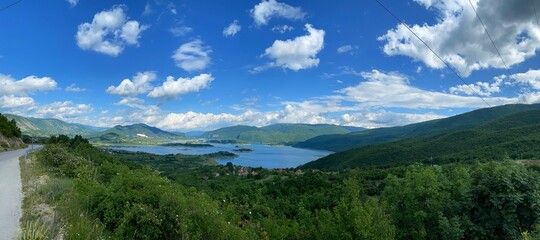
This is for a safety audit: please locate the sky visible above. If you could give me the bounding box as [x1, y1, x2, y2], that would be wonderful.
[0, 0, 539, 131]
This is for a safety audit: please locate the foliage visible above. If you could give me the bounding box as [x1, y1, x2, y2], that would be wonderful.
[25, 134, 540, 239]
[203, 123, 361, 145]
[4, 113, 100, 137]
[303, 109, 540, 170]
[295, 103, 540, 152]
[0, 113, 22, 138]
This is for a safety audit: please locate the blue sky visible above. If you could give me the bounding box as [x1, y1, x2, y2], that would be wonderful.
[0, 0, 539, 131]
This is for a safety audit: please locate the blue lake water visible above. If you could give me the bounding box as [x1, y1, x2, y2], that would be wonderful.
[108, 143, 332, 169]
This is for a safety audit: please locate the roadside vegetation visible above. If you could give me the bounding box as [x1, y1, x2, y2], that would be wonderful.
[19, 135, 540, 239]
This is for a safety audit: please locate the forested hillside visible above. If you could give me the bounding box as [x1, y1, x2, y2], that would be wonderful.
[294, 103, 540, 152]
[5, 114, 100, 137]
[88, 123, 184, 144]
[20, 135, 540, 239]
[302, 109, 540, 170]
[0, 113, 25, 151]
[203, 123, 363, 145]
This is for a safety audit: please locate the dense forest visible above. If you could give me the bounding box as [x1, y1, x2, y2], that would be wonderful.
[303, 109, 540, 170]
[0, 113, 22, 138]
[294, 103, 540, 152]
[22, 135, 540, 239]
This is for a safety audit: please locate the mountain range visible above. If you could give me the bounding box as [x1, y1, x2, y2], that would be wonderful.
[4, 114, 104, 137]
[294, 103, 540, 152]
[202, 123, 365, 145]
[87, 123, 184, 144]
[301, 105, 540, 170]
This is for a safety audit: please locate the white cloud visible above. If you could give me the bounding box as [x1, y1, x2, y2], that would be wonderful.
[337, 45, 357, 54]
[507, 69, 540, 90]
[271, 25, 294, 33]
[333, 70, 514, 109]
[106, 71, 157, 97]
[76, 6, 148, 56]
[449, 78, 502, 96]
[0, 74, 57, 95]
[65, 84, 86, 92]
[260, 24, 325, 71]
[66, 0, 78, 7]
[517, 92, 540, 104]
[223, 20, 241, 37]
[251, 0, 305, 26]
[341, 110, 446, 129]
[142, 2, 153, 16]
[115, 97, 146, 109]
[0, 95, 35, 109]
[172, 40, 212, 71]
[169, 25, 192, 37]
[36, 101, 93, 120]
[148, 73, 214, 99]
[379, 0, 540, 77]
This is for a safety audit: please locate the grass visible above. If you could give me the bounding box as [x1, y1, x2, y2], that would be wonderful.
[18, 152, 107, 239]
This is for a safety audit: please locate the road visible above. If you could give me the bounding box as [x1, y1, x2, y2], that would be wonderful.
[0, 145, 41, 240]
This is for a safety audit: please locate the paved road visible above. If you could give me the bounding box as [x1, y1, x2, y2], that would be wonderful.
[0, 145, 41, 240]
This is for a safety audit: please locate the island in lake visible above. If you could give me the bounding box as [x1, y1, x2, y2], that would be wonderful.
[233, 148, 253, 152]
[161, 142, 214, 147]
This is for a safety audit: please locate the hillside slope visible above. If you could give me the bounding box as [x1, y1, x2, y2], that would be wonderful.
[294, 103, 540, 151]
[5, 114, 101, 137]
[301, 109, 540, 170]
[88, 123, 183, 144]
[0, 114, 26, 151]
[203, 123, 364, 145]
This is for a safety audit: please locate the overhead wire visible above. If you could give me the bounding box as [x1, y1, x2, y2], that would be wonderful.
[532, 0, 540, 29]
[373, 0, 492, 107]
[0, 0, 24, 13]
[467, 0, 509, 70]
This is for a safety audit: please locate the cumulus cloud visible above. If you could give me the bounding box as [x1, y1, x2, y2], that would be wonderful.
[169, 25, 192, 37]
[449, 78, 503, 96]
[76, 6, 148, 56]
[172, 40, 212, 71]
[337, 45, 358, 54]
[333, 70, 513, 109]
[36, 101, 93, 120]
[271, 25, 294, 33]
[66, 0, 78, 7]
[223, 20, 241, 37]
[517, 92, 540, 104]
[106, 71, 157, 97]
[507, 69, 540, 90]
[0, 74, 57, 95]
[148, 73, 214, 99]
[341, 110, 446, 129]
[379, 0, 540, 77]
[0, 95, 35, 109]
[115, 97, 146, 109]
[260, 24, 325, 71]
[65, 84, 86, 92]
[251, 0, 305, 26]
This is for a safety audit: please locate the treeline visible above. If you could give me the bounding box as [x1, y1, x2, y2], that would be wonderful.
[32, 136, 540, 239]
[0, 113, 21, 138]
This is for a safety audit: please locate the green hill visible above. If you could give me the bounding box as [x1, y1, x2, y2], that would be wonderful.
[5, 114, 101, 137]
[0, 113, 25, 151]
[202, 123, 364, 145]
[301, 109, 540, 170]
[294, 103, 540, 152]
[89, 123, 184, 144]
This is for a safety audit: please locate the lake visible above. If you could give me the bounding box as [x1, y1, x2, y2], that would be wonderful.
[108, 143, 332, 169]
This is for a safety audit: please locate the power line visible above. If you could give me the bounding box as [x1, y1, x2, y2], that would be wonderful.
[373, 0, 492, 107]
[532, 0, 540, 29]
[0, 0, 24, 13]
[467, 0, 509, 70]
